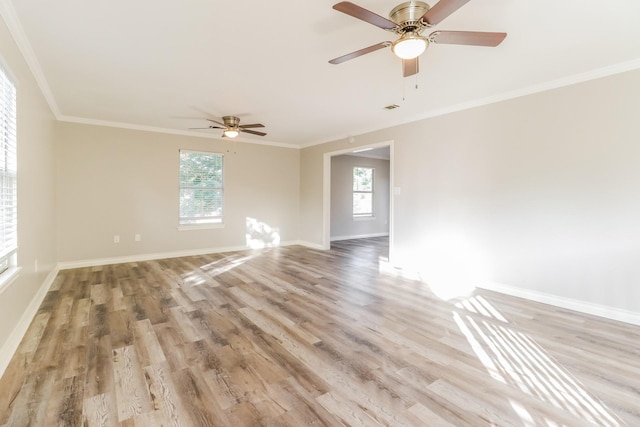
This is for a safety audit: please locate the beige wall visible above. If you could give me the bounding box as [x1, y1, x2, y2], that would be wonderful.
[55, 123, 300, 263]
[300, 145, 326, 245]
[301, 68, 640, 313]
[330, 155, 390, 240]
[0, 16, 57, 352]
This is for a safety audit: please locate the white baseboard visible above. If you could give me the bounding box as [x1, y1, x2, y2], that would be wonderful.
[57, 240, 305, 270]
[386, 258, 640, 327]
[295, 240, 326, 250]
[330, 232, 389, 242]
[0, 266, 60, 379]
[479, 282, 640, 326]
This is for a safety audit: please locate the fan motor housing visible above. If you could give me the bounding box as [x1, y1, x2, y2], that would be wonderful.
[389, 1, 430, 32]
[222, 116, 240, 127]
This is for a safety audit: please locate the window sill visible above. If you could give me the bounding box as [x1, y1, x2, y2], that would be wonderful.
[353, 216, 376, 221]
[178, 223, 225, 231]
[0, 266, 22, 295]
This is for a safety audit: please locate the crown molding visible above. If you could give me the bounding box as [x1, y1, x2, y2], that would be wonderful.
[0, 0, 61, 117]
[57, 115, 300, 149]
[300, 58, 640, 149]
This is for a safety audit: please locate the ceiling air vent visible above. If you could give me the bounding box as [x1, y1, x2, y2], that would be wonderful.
[384, 104, 400, 110]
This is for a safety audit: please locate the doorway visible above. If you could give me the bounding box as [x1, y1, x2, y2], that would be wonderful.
[322, 140, 394, 262]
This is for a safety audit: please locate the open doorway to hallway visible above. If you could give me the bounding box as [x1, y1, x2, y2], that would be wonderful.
[323, 142, 393, 261]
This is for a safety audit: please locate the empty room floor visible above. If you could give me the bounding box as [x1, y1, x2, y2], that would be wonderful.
[0, 237, 639, 426]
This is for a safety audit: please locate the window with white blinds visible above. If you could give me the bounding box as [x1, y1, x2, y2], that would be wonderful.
[0, 64, 17, 275]
[179, 150, 223, 225]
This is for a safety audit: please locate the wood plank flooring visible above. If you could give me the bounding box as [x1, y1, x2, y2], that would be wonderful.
[1, 237, 639, 426]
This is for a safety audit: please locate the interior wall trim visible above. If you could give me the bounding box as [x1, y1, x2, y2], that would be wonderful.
[296, 241, 326, 251]
[56, 240, 323, 270]
[330, 232, 390, 242]
[57, 115, 301, 150]
[0, 266, 60, 379]
[300, 58, 640, 148]
[479, 281, 640, 327]
[0, 0, 61, 116]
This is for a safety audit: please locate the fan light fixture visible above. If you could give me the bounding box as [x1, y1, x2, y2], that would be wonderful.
[392, 32, 428, 59]
[224, 129, 239, 138]
[190, 116, 266, 137]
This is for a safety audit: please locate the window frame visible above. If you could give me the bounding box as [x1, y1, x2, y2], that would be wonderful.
[178, 149, 225, 230]
[0, 60, 18, 286]
[352, 166, 374, 218]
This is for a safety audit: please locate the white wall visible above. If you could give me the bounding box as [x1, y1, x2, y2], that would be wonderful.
[0, 14, 57, 360]
[55, 122, 300, 264]
[330, 154, 389, 240]
[301, 68, 640, 316]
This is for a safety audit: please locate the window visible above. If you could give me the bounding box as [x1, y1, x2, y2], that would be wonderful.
[0, 64, 17, 275]
[353, 166, 374, 217]
[179, 150, 223, 226]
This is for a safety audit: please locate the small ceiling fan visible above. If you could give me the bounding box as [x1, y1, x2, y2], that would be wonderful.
[191, 116, 266, 138]
[329, 0, 506, 77]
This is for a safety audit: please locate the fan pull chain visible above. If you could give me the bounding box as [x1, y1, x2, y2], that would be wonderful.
[400, 71, 420, 102]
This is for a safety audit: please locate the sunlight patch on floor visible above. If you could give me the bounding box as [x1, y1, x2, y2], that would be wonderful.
[454, 296, 622, 427]
[198, 253, 256, 277]
[181, 270, 208, 286]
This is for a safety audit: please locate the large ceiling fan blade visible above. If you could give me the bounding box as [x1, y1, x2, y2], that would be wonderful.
[190, 126, 224, 130]
[333, 2, 397, 30]
[402, 57, 419, 77]
[206, 118, 226, 126]
[239, 123, 265, 129]
[430, 30, 507, 47]
[422, 0, 470, 26]
[329, 41, 391, 64]
[240, 129, 267, 137]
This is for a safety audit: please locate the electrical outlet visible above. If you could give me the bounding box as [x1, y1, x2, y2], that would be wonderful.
[135, 234, 141, 242]
[114, 235, 120, 243]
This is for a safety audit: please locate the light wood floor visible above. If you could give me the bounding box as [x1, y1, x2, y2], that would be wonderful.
[1, 237, 639, 426]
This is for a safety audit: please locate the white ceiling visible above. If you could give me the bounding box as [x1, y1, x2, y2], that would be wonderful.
[3, 0, 640, 147]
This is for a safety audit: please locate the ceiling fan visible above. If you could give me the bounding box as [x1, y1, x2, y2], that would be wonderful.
[329, 0, 506, 77]
[191, 116, 267, 138]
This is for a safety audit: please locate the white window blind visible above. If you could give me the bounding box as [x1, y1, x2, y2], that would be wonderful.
[0, 64, 17, 274]
[353, 166, 374, 217]
[179, 150, 223, 225]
